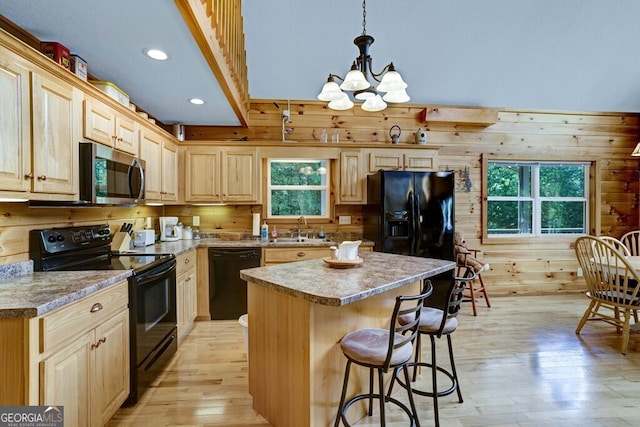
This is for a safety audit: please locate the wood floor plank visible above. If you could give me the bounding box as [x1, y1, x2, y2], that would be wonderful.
[107, 294, 640, 426]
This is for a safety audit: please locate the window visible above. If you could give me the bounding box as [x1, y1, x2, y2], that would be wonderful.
[267, 159, 330, 218]
[486, 161, 589, 236]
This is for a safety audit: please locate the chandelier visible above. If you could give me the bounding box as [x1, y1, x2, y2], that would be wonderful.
[317, 0, 409, 112]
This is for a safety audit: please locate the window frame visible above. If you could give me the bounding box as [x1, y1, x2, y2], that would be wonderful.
[481, 154, 599, 243]
[266, 158, 331, 220]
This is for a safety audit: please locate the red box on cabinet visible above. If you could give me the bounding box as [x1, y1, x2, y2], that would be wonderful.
[40, 41, 70, 70]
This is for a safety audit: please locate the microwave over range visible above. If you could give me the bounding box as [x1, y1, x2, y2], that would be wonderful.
[79, 142, 145, 205]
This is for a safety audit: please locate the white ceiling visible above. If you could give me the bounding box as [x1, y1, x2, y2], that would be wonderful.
[3, 0, 640, 127]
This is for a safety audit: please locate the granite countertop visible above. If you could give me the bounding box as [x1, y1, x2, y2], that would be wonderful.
[0, 238, 374, 319]
[0, 269, 132, 319]
[240, 252, 455, 307]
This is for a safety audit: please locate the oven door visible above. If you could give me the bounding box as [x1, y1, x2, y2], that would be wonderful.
[131, 259, 177, 367]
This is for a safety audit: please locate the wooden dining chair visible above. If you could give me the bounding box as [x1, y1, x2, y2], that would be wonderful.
[598, 236, 631, 256]
[620, 231, 640, 256]
[574, 235, 640, 354]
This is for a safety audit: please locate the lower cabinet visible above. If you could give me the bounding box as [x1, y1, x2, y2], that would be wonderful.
[176, 250, 198, 343]
[38, 280, 130, 427]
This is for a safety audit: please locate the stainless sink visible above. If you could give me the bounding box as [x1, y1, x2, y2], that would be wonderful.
[271, 237, 335, 245]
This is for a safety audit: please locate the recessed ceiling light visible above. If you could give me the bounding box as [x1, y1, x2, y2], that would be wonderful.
[189, 98, 205, 105]
[144, 48, 168, 61]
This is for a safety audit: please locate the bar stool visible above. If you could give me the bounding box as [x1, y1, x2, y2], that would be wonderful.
[334, 280, 433, 427]
[388, 269, 476, 427]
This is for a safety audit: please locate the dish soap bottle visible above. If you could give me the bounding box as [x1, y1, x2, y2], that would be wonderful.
[261, 220, 269, 242]
[318, 226, 325, 239]
[270, 225, 278, 242]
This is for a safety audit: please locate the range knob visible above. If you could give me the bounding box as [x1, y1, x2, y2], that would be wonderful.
[47, 234, 56, 243]
[56, 234, 65, 242]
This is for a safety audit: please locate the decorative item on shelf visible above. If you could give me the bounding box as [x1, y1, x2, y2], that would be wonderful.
[316, 0, 409, 112]
[281, 99, 294, 142]
[331, 129, 340, 143]
[414, 127, 427, 145]
[389, 125, 401, 144]
[320, 129, 328, 143]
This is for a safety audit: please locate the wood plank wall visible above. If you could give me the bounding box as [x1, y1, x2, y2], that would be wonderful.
[185, 100, 640, 295]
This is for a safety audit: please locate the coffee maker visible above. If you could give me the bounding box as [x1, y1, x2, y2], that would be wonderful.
[159, 217, 180, 241]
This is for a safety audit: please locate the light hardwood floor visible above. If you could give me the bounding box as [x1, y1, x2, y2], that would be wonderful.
[107, 294, 640, 426]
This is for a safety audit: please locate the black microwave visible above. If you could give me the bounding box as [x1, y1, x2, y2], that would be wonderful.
[79, 142, 145, 205]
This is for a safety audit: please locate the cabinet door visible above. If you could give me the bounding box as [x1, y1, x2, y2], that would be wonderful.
[115, 115, 139, 155]
[84, 97, 116, 147]
[92, 310, 129, 427]
[40, 330, 93, 427]
[222, 148, 259, 203]
[161, 139, 178, 201]
[140, 128, 163, 200]
[0, 48, 30, 193]
[403, 150, 438, 171]
[31, 73, 80, 195]
[184, 148, 220, 202]
[339, 150, 365, 204]
[367, 149, 402, 172]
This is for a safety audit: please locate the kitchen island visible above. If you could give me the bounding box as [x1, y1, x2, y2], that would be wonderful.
[240, 251, 455, 427]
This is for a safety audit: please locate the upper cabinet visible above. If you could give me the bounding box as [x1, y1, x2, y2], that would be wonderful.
[365, 148, 438, 173]
[338, 149, 365, 204]
[30, 70, 81, 198]
[184, 146, 260, 204]
[0, 43, 81, 201]
[140, 127, 177, 203]
[0, 45, 31, 193]
[83, 96, 139, 155]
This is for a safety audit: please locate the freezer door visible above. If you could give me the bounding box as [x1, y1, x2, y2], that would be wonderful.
[413, 171, 455, 260]
[380, 171, 413, 255]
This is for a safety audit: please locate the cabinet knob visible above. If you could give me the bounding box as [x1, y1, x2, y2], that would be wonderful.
[24, 173, 34, 180]
[297, 252, 306, 257]
[37, 175, 47, 181]
[90, 302, 103, 313]
[184, 258, 190, 264]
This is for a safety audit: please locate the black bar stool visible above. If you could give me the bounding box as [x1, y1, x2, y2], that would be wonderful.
[334, 280, 434, 427]
[388, 269, 476, 426]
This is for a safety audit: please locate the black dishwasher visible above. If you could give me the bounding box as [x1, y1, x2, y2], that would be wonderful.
[208, 247, 261, 320]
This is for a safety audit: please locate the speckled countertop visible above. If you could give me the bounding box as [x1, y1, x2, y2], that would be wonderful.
[0, 269, 132, 319]
[240, 252, 455, 307]
[0, 238, 374, 319]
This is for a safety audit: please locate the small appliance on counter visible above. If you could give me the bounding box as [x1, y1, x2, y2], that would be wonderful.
[159, 217, 180, 242]
[134, 230, 155, 247]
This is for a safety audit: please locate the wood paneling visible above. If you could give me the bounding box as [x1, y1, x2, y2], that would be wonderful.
[184, 100, 640, 296]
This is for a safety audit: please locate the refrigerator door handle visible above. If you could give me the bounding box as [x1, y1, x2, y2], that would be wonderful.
[408, 190, 416, 256]
[414, 192, 422, 255]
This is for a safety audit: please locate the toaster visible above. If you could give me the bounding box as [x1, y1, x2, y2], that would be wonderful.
[133, 230, 156, 247]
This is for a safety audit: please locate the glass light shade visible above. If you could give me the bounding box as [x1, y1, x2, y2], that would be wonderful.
[361, 94, 387, 112]
[328, 93, 355, 110]
[354, 89, 376, 100]
[383, 88, 410, 103]
[317, 80, 344, 101]
[632, 142, 640, 156]
[377, 70, 408, 92]
[340, 69, 370, 91]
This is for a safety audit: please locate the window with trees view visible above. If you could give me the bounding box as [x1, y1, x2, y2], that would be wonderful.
[486, 161, 589, 236]
[267, 159, 330, 218]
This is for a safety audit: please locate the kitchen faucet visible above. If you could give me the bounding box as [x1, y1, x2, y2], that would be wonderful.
[297, 216, 307, 240]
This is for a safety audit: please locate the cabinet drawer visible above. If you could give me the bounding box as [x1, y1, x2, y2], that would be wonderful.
[263, 247, 329, 264]
[39, 280, 128, 354]
[176, 250, 196, 276]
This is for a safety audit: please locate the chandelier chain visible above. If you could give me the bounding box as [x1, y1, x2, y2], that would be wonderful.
[361, 0, 367, 35]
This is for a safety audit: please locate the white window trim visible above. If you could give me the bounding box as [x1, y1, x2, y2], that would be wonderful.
[486, 160, 590, 238]
[266, 159, 331, 219]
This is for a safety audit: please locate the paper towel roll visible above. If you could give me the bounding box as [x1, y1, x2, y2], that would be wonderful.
[252, 213, 261, 236]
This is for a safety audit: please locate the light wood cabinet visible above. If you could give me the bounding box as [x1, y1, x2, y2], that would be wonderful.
[184, 146, 259, 203]
[0, 46, 30, 193]
[176, 250, 197, 344]
[338, 149, 366, 204]
[31, 71, 81, 196]
[263, 247, 330, 266]
[140, 127, 177, 202]
[37, 280, 129, 427]
[365, 148, 438, 172]
[84, 96, 139, 155]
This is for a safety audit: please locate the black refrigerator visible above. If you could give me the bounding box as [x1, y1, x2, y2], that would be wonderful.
[364, 170, 455, 304]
